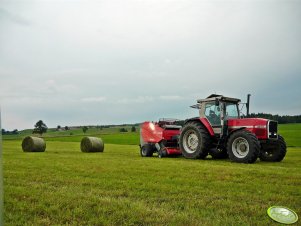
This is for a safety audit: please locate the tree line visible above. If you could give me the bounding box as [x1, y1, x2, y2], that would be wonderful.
[247, 113, 301, 124]
[1, 129, 19, 135]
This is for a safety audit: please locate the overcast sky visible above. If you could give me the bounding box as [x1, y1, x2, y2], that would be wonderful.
[0, 0, 300, 130]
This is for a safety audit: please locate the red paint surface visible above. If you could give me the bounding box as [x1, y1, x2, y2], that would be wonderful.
[165, 148, 182, 155]
[228, 118, 269, 139]
[141, 122, 180, 143]
[141, 122, 163, 143]
[200, 118, 215, 136]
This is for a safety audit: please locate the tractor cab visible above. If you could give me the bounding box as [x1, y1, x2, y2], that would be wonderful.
[194, 94, 241, 136]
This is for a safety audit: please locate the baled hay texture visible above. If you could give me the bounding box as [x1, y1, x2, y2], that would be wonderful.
[81, 137, 104, 152]
[22, 136, 46, 152]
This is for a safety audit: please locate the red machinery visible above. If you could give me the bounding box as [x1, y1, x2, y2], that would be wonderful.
[140, 94, 287, 164]
[179, 94, 287, 163]
[139, 119, 182, 158]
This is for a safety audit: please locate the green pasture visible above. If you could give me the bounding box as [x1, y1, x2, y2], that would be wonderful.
[278, 123, 301, 147]
[2, 123, 301, 225]
[3, 141, 301, 225]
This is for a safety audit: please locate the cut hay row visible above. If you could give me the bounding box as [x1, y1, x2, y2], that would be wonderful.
[22, 136, 46, 152]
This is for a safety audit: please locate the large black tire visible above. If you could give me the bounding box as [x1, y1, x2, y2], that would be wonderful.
[140, 144, 155, 157]
[209, 148, 228, 159]
[179, 121, 210, 159]
[259, 135, 287, 162]
[227, 130, 260, 163]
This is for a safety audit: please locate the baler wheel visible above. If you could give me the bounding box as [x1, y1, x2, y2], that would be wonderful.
[140, 144, 154, 157]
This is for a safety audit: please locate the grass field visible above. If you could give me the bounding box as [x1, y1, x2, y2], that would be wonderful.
[278, 123, 301, 147]
[2, 123, 301, 225]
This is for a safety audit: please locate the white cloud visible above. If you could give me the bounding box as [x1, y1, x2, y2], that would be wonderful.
[159, 95, 184, 101]
[117, 96, 154, 104]
[0, 0, 300, 130]
[80, 97, 107, 103]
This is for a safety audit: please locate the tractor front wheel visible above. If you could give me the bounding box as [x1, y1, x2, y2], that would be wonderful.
[227, 130, 260, 163]
[140, 144, 154, 157]
[179, 121, 210, 159]
[259, 135, 286, 162]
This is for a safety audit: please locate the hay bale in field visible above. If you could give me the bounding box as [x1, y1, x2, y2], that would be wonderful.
[81, 137, 104, 152]
[22, 136, 46, 152]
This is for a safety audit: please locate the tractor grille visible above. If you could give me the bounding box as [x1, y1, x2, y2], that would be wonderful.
[268, 121, 278, 139]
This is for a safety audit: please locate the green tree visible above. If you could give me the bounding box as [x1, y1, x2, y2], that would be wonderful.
[82, 126, 88, 133]
[32, 120, 48, 136]
[131, 126, 136, 132]
[119, 128, 128, 132]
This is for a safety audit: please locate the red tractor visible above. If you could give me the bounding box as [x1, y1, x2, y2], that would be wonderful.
[139, 119, 182, 158]
[179, 94, 286, 163]
[140, 94, 287, 163]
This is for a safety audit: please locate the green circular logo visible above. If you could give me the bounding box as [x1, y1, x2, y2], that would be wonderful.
[267, 206, 298, 224]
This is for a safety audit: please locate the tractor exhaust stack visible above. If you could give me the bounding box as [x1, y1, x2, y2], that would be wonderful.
[246, 94, 251, 117]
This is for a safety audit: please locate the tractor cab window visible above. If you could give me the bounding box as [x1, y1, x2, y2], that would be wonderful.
[225, 103, 239, 119]
[204, 103, 221, 126]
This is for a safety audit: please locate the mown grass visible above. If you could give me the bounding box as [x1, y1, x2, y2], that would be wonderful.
[2, 123, 301, 225]
[3, 140, 301, 225]
[278, 123, 301, 147]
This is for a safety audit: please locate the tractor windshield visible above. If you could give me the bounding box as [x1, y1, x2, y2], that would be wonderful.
[225, 103, 239, 119]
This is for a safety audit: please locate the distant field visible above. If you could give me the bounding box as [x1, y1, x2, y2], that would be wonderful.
[3, 125, 140, 145]
[3, 140, 301, 225]
[278, 123, 301, 147]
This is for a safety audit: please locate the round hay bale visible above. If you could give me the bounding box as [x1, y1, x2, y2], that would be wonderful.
[81, 137, 104, 153]
[22, 136, 46, 152]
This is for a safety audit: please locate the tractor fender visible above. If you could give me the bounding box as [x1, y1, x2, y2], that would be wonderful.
[183, 117, 215, 137]
[226, 127, 247, 139]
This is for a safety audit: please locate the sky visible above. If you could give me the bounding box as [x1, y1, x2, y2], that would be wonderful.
[0, 0, 300, 130]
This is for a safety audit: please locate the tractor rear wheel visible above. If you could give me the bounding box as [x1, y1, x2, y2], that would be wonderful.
[227, 130, 260, 163]
[179, 121, 210, 159]
[140, 144, 154, 157]
[259, 135, 286, 162]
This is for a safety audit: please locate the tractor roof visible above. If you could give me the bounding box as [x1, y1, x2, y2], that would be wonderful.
[197, 94, 241, 103]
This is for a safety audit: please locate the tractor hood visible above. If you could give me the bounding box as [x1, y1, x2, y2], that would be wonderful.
[227, 118, 277, 140]
[228, 118, 268, 128]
